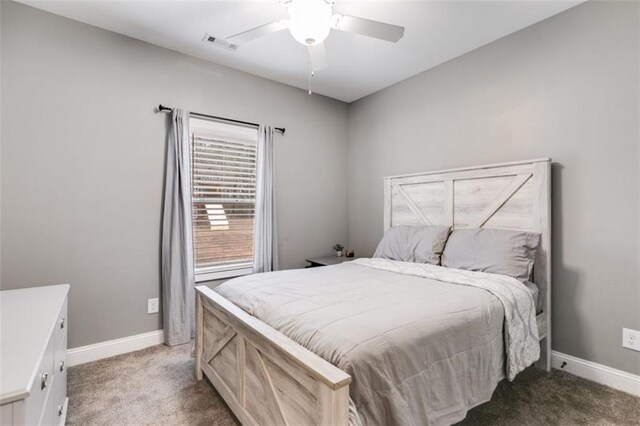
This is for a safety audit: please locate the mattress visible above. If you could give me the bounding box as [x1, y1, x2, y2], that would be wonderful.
[215, 259, 539, 426]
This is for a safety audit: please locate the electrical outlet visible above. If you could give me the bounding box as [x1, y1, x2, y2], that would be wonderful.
[622, 328, 640, 352]
[147, 298, 159, 314]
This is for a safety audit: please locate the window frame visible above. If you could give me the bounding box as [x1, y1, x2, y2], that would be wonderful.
[194, 262, 253, 282]
[189, 117, 258, 282]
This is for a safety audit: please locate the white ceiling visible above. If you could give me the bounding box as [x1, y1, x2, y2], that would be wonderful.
[16, 0, 582, 102]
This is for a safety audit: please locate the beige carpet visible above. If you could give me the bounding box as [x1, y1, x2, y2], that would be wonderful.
[67, 344, 640, 426]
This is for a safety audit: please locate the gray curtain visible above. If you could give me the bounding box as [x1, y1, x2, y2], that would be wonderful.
[253, 125, 279, 273]
[161, 109, 195, 346]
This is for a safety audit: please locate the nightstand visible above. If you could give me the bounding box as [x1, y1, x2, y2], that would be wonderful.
[305, 256, 358, 268]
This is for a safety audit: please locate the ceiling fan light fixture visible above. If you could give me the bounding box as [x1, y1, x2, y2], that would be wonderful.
[287, 0, 333, 46]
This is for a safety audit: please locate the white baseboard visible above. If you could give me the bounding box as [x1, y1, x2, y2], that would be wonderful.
[67, 330, 164, 367]
[66, 332, 639, 397]
[552, 351, 640, 397]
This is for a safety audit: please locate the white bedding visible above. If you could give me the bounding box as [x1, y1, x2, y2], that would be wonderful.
[215, 259, 540, 425]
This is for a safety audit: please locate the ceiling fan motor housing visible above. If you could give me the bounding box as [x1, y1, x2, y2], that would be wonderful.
[287, 0, 333, 46]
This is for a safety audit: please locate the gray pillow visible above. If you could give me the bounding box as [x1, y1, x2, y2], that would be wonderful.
[441, 228, 541, 281]
[373, 225, 451, 265]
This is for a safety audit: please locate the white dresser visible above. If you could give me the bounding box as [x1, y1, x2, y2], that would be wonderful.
[0, 285, 69, 426]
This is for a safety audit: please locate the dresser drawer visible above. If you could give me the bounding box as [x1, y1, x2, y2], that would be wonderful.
[23, 337, 54, 425]
[52, 330, 67, 426]
[54, 299, 68, 348]
[50, 372, 66, 426]
[43, 374, 57, 426]
[53, 331, 67, 381]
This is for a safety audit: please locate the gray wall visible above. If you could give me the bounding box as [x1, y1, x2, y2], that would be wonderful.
[348, 1, 640, 375]
[2, 0, 639, 376]
[0, 0, 3, 282]
[1, 1, 349, 348]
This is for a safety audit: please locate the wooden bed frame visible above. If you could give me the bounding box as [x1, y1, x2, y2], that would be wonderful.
[195, 158, 552, 426]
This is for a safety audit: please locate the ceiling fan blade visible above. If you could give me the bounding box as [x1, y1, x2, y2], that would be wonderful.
[331, 14, 404, 42]
[308, 42, 328, 71]
[226, 20, 289, 45]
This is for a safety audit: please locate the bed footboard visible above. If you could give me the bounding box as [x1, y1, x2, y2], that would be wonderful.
[195, 286, 351, 426]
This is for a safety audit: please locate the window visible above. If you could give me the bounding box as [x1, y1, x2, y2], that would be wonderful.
[189, 117, 258, 281]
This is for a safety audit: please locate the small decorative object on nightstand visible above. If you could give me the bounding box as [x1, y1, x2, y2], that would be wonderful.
[333, 243, 344, 257]
[306, 256, 358, 268]
[345, 250, 355, 258]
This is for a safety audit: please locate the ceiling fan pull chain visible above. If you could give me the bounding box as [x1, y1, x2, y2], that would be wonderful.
[308, 52, 314, 95]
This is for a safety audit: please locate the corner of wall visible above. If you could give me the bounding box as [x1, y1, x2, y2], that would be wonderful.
[345, 101, 354, 251]
[0, 0, 4, 289]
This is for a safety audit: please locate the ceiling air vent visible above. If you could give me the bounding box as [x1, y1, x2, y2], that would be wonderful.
[203, 33, 238, 51]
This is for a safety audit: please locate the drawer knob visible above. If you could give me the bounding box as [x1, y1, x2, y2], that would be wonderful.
[59, 360, 65, 372]
[58, 404, 64, 417]
[60, 318, 66, 329]
[40, 372, 49, 390]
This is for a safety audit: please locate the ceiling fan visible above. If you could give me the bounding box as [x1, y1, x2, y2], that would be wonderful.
[223, 0, 405, 73]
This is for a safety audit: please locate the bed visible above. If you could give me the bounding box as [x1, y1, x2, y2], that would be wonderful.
[195, 158, 552, 426]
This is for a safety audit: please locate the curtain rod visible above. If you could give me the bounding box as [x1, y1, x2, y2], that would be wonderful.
[157, 104, 285, 135]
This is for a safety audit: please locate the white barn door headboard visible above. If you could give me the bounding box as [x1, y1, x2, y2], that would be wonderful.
[383, 158, 552, 369]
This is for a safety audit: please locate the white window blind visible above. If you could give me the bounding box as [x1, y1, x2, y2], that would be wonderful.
[189, 117, 258, 276]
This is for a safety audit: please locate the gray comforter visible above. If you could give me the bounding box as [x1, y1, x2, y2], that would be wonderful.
[215, 258, 539, 426]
